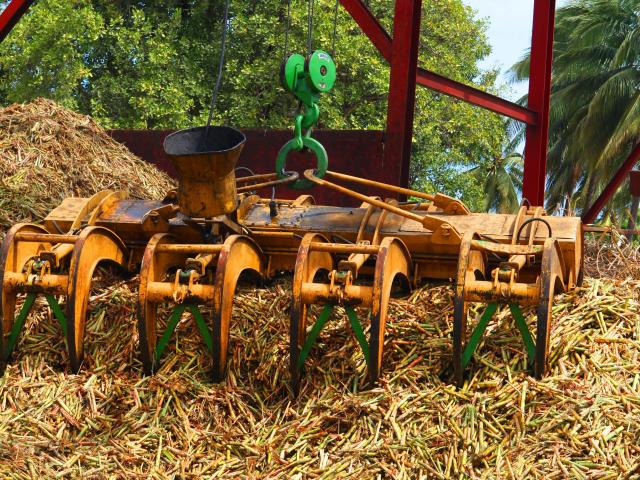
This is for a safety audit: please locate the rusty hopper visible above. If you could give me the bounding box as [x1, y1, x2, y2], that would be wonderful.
[164, 126, 245, 218]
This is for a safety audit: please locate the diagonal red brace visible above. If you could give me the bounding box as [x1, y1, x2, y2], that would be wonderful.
[582, 143, 640, 224]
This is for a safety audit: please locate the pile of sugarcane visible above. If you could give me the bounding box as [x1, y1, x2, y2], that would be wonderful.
[0, 273, 638, 477]
[0, 98, 174, 232]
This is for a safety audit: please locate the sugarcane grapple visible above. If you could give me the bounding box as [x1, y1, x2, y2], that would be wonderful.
[0, 51, 584, 396]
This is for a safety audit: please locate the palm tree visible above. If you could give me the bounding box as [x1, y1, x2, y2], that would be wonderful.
[510, 0, 640, 217]
[468, 151, 523, 213]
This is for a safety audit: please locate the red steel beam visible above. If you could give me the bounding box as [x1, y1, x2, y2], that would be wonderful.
[338, 0, 537, 125]
[384, 0, 422, 188]
[522, 0, 556, 206]
[0, 0, 34, 42]
[338, 0, 392, 60]
[582, 143, 640, 224]
[416, 69, 538, 125]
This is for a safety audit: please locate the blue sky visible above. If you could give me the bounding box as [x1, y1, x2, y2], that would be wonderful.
[463, 0, 569, 100]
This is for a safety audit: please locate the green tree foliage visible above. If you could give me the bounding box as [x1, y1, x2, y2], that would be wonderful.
[0, 0, 508, 210]
[511, 0, 639, 219]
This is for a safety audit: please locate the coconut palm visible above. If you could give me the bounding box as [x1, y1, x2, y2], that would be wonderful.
[510, 0, 640, 217]
[468, 152, 523, 213]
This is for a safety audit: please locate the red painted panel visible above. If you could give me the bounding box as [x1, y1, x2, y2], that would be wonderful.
[108, 129, 387, 206]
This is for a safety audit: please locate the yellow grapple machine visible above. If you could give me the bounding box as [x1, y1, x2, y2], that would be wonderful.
[0, 50, 583, 395]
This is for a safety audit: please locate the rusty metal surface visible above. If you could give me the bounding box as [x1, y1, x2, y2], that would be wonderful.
[43, 193, 582, 283]
[3, 162, 583, 389]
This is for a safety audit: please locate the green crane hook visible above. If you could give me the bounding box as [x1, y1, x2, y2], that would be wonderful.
[276, 50, 336, 190]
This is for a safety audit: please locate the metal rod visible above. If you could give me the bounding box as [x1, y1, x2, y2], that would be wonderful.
[3, 272, 69, 295]
[304, 170, 424, 224]
[300, 283, 374, 308]
[236, 172, 299, 192]
[146, 282, 215, 304]
[309, 242, 380, 255]
[15, 233, 78, 244]
[155, 244, 224, 255]
[464, 281, 540, 305]
[584, 225, 640, 235]
[325, 170, 435, 201]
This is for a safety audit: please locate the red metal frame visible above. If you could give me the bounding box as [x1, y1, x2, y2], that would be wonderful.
[339, 0, 554, 205]
[0, 0, 33, 42]
[522, 0, 556, 206]
[384, 0, 421, 189]
[582, 143, 640, 224]
[2, 0, 556, 207]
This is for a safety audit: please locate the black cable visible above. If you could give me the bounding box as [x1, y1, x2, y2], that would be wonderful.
[307, 0, 314, 56]
[331, 0, 339, 57]
[203, 0, 231, 145]
[283, 0, 292, 61]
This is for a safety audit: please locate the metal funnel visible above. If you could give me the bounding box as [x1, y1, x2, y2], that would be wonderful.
[164, 126, 246, 218]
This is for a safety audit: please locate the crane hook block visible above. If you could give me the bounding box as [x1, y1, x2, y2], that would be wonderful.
[281, 53, 306, 92]
[280, 50, 336, 97]
[305, 50, 336, 93]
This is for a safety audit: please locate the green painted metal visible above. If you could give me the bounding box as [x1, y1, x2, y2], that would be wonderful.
[4, 292, 36, 360]
[509, 303, 536, 363]
[281, 53, 306, 94]
[461, 302, 498, 369]
[277, 50, 335, 189]
[345, 306, 370, 364]
[44, 295, 68, 337]
[275, 136, 328, 190]
[189, 305, 213, 353]
[306, 50, 337, 93]
[154, 304, 187, 362]
[298, 303, 333, 368]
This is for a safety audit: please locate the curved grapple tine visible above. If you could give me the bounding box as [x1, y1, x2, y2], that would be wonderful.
[0, 224, 52, 363]
[211, 235, 264, 381]
[452, 231, 487, 387]
[66, 226, 128, 372]
[289, 233, 333, 396]
[368, 237, 411, 385]
[137, 233, 186, 375]
[535, 238, 566, 378]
